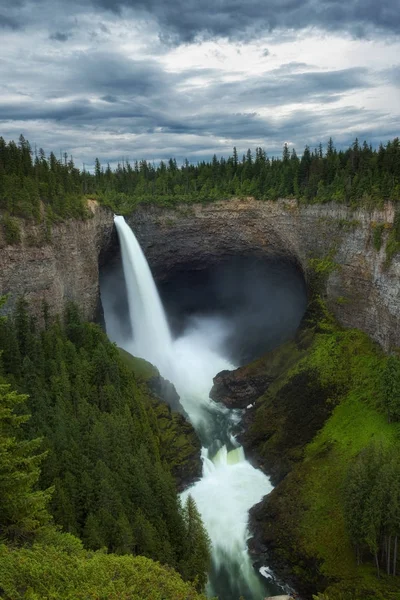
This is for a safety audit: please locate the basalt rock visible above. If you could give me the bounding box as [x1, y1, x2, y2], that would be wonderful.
[210, 367, 272, 409]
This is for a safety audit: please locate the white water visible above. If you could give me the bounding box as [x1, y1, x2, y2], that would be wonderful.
[114, 216, 172, 369]
[113, 215, 278, 599]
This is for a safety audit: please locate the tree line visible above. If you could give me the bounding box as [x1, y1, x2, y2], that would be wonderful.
[345, 444, 400, 578]
[0, 135, 399, 221]
[0, 297, 211, 592]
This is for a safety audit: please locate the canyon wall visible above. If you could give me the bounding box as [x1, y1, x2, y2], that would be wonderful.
[1, 197, 399, 351]
[127, 198, 400, 351]
[0, 202, 114, 324]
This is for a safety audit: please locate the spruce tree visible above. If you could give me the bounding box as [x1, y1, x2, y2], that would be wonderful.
[0, 383, 52, 541]
[182, 495, 211, 591]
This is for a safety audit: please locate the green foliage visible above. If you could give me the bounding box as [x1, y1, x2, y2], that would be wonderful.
[385, 231, 400, 266]
[0, 532, 208, 600]
[0, 301, 206, 587]
[0, 383, 52, 541]
[309, 256, 338, 275]
[344, 444, 400, 576]
[0, 135, 88, 221]
[308, 255, 339, 296]
[180, 496, 212, 591]
[385, 212, 400, 266]
[372, 223, 385, 251]
[1, 135, 400, 218]
[2, 214, 21, 244]
[380, 355, 400, 422]
[244, 315, 400, 598]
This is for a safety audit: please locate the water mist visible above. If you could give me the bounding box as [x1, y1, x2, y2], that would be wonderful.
[111, 215, 284, 599]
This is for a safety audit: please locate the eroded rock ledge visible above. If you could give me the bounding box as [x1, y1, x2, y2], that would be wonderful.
[210, 368, 272, 409]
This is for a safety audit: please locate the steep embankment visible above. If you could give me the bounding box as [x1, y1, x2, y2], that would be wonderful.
[0, 201, 114, 324]
[118, 349, 202, 489]
[211, 311, 400, 600]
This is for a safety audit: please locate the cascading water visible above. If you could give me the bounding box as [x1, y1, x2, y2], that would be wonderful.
[112, 215, 285, 599]
[114, 216, 172, 370]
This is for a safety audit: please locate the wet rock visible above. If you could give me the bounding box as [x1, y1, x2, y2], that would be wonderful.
[210, 367, 272, 409]
[2, 197, 400, 353]
[148, 373, 189, 418]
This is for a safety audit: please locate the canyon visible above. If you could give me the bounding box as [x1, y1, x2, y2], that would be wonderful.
[1, 197, 399, 352]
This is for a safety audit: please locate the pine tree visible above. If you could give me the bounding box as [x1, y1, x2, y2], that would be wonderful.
[0, 383, 52, 541]
[381, 356, 400, 422]
[181, 495, 211, 591]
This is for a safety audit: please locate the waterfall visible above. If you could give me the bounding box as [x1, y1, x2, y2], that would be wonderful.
[114, 216, 172, 370]
[112, 215, 283, 599]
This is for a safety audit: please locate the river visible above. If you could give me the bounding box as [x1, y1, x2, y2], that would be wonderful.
[104, 215, 286, 599]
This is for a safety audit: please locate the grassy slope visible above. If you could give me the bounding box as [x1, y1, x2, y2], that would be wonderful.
[247, 315, 400, 599]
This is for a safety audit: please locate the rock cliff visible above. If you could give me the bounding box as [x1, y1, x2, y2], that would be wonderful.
[1, 198, 399, 352]
[0, 201, 114, 324]
[127, 198, 400, 351]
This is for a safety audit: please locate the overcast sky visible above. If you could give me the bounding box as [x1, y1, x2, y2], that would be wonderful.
[0, 0, 399, 167]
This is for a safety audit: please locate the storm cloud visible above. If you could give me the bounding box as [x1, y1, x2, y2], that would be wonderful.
[0, 0, 398, 166]
[89, 0, 400, 42]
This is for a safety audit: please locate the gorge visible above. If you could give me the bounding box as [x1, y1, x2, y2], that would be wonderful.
[1, 197, 400, 599]
[1, 197, 399, 352]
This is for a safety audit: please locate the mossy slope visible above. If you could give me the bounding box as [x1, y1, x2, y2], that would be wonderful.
[246, 318, 400, 599]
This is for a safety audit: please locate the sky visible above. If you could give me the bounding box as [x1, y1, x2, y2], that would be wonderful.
[0, 0, 399, 168]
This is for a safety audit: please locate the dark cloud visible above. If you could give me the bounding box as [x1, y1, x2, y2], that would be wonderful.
[2, 101, 395, 169]
[49, 31, 71, 41]
[0, 13, 21, 29]
[101, 94, 119, 103]
[0, 100, 93, 122]
[89, 0, 400, 42]
[191, 66, 374, 109]
[0, 0, 398, 167]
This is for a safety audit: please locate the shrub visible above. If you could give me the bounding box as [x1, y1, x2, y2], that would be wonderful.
[2, 215, 21, 245]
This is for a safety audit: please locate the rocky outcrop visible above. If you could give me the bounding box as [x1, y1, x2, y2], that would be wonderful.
[148, 373, 191, 421]
[1, 197, 399, 353]
[0, 201, 114, 324]
[127, 199, 400, 351]
[210, 367, 272, 409]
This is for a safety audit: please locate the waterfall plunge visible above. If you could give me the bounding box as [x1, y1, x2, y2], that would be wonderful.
[113, 215, 281, 599]
[114, 216, 172, 370]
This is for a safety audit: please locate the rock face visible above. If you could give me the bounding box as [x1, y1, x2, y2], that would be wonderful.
[148, 373, 192, 422]
[210, 368, 272, 409]
[0, 202, 114, 324]
[127, 198, 400, 351]
[1, 198, 400, 353]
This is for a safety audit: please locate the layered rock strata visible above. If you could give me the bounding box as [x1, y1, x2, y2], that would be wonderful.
[1, 198, 399, 352]
[127, 199, 400, 351]
[0, 202, 114, 324]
